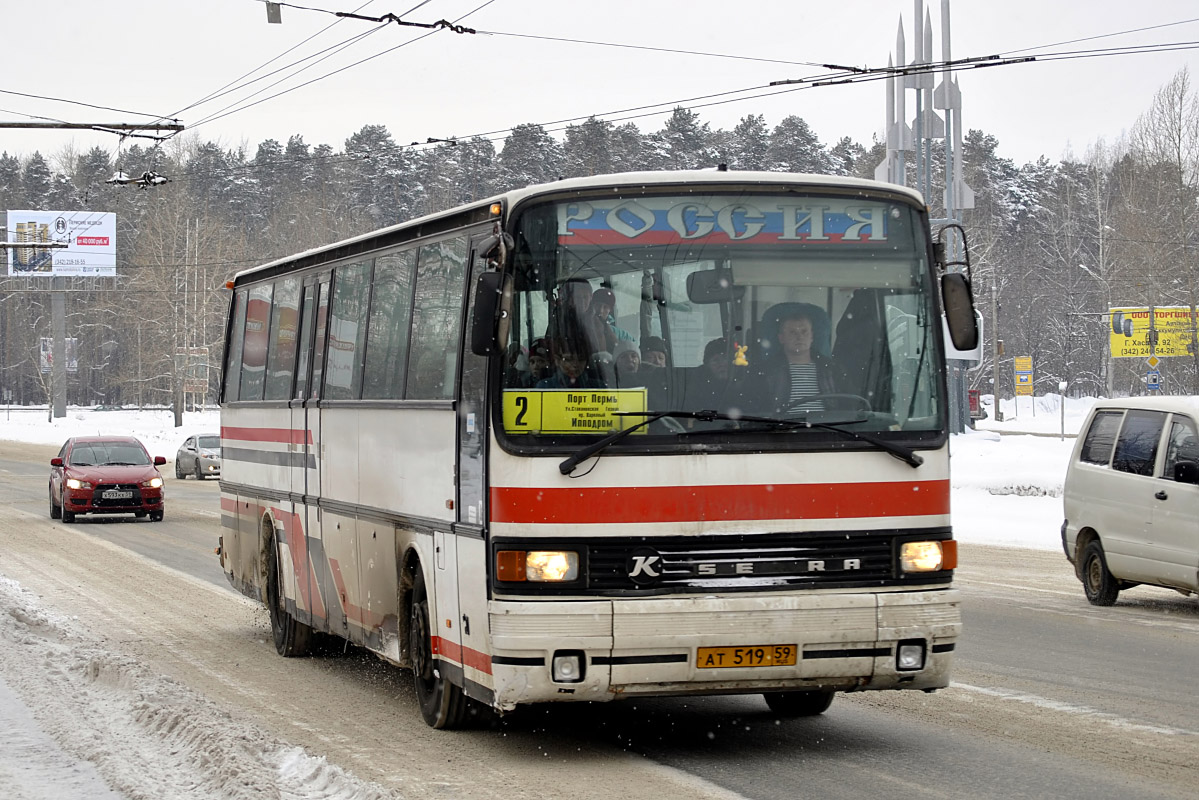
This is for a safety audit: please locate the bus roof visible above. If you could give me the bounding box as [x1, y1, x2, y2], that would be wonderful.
[231, 170, 927, 286]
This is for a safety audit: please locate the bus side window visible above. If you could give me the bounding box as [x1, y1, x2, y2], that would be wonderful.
[407, 236, 468, 400]
[362, 249, 416, 399]
[223, 289, 248, 402]
[323, 260, 373, 401]
[264, 277, 301, 401]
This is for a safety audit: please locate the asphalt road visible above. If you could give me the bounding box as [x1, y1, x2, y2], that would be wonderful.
[2, 440, 1196, 799]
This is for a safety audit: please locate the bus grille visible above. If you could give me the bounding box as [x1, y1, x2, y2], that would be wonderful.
[585, 530, 918, 592]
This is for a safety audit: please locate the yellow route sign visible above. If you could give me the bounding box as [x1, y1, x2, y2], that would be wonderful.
[1109, 307, 1198, 358]
[502, 388, 648, 435]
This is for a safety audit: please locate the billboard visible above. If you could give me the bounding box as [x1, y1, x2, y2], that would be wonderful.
[1108, 307, 1197, 358]
[7, 210, 116, 276]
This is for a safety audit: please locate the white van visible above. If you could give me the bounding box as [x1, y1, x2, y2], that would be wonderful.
[1062, 396, 1199, 605]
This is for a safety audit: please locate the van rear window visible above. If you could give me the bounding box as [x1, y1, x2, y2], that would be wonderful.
[1079, 410, 1123, 465]
[1112, 410, 1167, 476]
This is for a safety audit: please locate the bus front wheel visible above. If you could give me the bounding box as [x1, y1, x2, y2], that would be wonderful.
[410, 569, 468, 729]
[764, 690, 835, 717]
[267, 530, 312, 657]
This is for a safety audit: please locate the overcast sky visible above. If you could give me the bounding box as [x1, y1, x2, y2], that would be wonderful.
[2, 1, 1197, 171]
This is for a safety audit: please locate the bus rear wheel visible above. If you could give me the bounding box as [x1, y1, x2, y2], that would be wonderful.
[267, 529, 312, 657]
[410, 569, 468, 729]
[764, 690, 835, 717]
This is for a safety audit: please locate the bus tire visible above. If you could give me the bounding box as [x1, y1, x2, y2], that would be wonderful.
[1082, 540, 1119, 606]
[410, 569, 468, 729]
[267, 528, 312, 657]
[764, 690, 835, 717]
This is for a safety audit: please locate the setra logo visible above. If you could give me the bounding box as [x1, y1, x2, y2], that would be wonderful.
[626, 548, 662, 585]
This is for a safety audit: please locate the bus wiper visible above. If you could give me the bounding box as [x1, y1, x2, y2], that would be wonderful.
[737, 413, 924, 468]
[557, 409, 732, 475]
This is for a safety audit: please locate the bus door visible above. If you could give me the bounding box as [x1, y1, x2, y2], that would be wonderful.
[450, 235, 492, 700]
[290, 275, 330, 629]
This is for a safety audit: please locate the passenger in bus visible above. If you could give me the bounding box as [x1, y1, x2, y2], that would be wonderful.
[507, 338, 551, 388]
[525, 338, 552, 384]
[757, 306, 842, 413]
[677, 337, 736, 421]
[640, 336, 669, 368]
[536, 340, 605, 390]
[590, 350, 617, 387]
[584, 287, 633, 355]
[611, 340, 647, 387]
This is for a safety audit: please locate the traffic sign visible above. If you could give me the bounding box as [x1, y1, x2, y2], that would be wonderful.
[1147, 356, 1160, 368]
[1147, 370, 1161, 390]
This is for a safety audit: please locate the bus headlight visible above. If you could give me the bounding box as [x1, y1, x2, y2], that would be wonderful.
[497, 550, 579, 582]
[900, 540, 957, 572]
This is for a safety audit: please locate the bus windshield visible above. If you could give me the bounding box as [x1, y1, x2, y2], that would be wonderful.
[498, 189, 945, 451]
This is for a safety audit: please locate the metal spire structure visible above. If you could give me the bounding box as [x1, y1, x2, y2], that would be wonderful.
[875, 0, 976, 432]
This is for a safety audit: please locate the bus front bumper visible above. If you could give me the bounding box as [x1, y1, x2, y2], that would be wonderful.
[486, 589, 960, 711]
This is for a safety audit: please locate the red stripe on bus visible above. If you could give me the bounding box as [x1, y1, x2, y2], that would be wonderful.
[220, 425, 312, 445]
[489, 480, 950, 524]
[433, 636, 493, 676]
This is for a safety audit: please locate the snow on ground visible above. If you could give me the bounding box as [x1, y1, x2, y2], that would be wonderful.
[0, 394, 1099, 798]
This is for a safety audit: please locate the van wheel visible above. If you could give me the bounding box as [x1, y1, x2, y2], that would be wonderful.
[1082, 541, 1119, 606]
[410, 569, 468, 728]
[267, 530, 312, 656]
[764, 690, 835, 717]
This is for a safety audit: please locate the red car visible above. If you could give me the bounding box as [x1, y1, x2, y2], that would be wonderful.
[49, 436, 167, 523]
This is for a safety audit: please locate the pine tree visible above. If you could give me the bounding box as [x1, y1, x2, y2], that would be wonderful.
[21, 153, 55, 210]
[564, 117, 616, 178]
[497, 124, 562, 192]
[767, 116, 832, 174]
[730, 115, 770, 171]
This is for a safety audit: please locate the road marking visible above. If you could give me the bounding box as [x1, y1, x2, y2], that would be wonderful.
[959, 579, 1078, 597]
[953, 683, 1197, 736]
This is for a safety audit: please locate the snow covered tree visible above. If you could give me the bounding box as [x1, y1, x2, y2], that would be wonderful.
[729, 115, 770, 171]
[497, 123, 562, 192]
[767, 116, 832, 174]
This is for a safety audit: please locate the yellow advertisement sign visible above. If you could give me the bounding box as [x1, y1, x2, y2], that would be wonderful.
[1109, 307, 1198, 358]
[503, 388, 648, 435]
[1013, 355, 1033, 396]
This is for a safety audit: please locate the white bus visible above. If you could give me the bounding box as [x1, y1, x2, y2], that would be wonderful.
[217, 171, 979, 728]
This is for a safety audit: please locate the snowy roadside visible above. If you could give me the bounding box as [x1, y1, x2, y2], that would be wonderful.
[0, 575, 396, 800]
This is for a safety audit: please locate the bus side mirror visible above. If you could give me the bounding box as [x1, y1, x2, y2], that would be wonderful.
[942, 273, 979, 352]
[470, 271, 512, 356]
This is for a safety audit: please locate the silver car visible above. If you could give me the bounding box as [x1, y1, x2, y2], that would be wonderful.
[175, 434, 221, 480]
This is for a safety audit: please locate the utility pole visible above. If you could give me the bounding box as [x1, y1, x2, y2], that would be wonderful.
[0, 238, 70, 416]
[992, 282, 1003, 421]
